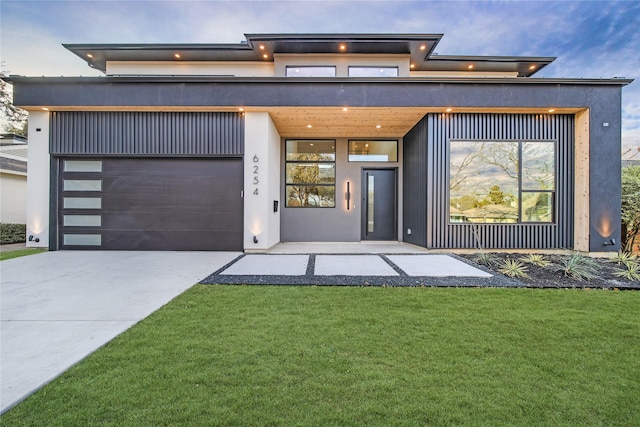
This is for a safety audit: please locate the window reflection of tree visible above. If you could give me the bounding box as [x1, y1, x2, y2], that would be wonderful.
[450, 140, 555, 223]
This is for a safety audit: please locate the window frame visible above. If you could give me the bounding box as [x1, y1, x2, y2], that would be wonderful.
[448, 139, 557, 225]
[284, 139, 336, 208]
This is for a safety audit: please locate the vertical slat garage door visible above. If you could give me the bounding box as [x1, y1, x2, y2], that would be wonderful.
[59, 158, 243, 250]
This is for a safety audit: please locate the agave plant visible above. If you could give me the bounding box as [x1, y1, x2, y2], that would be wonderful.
[498, 259, 529, 278]
[554, 253, 599, 281]
[474, 251, 498, 268]
[611, 251, 638, 268]
[613, 262, 640, 281]
[520, 254, 551, 267]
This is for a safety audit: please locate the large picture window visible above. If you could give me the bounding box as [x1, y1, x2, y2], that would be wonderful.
[285, 140, 336, 207]
[450, 140, 555, 223]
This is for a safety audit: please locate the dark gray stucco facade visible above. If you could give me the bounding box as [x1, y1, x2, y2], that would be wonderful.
[9, 76, 630, 252]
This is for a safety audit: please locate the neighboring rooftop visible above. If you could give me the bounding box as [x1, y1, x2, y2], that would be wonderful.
[0, 134, 27, 146]
[64, 33, 554, 77]
[0, 134, 28, 175]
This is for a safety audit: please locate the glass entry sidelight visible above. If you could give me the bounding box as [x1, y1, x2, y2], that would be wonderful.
[361, 169, 397, 240]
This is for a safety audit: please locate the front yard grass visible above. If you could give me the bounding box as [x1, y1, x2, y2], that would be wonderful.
[0, 248, 45, 261]
[2, 285, 638, 426]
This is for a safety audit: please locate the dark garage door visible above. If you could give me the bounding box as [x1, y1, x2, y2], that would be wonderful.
[58, 158, 243, 250]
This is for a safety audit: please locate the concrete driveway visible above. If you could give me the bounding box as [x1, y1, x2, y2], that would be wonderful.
[0, 250, 240, 414]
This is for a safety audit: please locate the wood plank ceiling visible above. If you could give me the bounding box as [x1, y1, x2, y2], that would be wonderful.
[252, 107, 429, 138]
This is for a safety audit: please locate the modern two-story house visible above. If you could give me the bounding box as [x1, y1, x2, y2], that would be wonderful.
[7, 33, 632, 253]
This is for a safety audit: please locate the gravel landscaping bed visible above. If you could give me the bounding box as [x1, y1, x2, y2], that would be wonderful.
[459, 252, 640, 289]
[201, 252, 639, 289]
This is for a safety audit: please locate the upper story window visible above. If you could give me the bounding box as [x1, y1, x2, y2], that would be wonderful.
[348, 66, 399, 77]
[286, 66, 336, 77]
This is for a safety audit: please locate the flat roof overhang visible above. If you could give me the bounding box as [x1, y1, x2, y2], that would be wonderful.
[65, 34, 444, 73]
[415, 55, 556, 77]
[7, 76, 632, 138]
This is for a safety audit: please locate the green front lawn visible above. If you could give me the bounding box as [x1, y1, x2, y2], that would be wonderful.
[0, 248, 45, 261]
[2, 286, 638, 426]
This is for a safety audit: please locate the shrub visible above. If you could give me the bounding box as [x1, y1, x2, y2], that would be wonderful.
[520, 254, 551, 267]
[0, 223, 26, 244]
[498, 259, 529, 278]
[621, 165, 640, 253]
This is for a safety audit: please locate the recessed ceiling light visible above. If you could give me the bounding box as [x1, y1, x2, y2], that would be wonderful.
[467, 64, 474, 69]
[307, 124, 313, 128]
[376, 125, 382, 129]
[420, 45, 427, 51]
[342, 107, 348, 112]
[238, 107, 244, 112]
[42, 107, 49, 111]
[410, 64, 415, 69]
[259, 45, 265, 50]
[339, 44, 346, 51]
[86, 53, 93, 58]
[174, 53, 181, 59]
[529, 65, 536, 70]
[365, 143, 369, 147]
[262, 54, 268, 59]
[446, 108, 452, 112]
[548, 109, 555, 113]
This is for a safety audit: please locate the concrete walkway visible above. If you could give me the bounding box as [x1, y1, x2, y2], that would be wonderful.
[200, 253, 520, 288]
[0, 250, 240, 414]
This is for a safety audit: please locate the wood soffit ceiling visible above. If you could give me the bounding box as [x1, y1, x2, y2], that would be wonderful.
[259, 107, 427, 138]
[38, 106, 584, 138]
[247, 107, 583, 138]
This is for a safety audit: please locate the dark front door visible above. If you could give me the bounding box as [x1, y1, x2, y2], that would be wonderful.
[361, 169, 397, 240]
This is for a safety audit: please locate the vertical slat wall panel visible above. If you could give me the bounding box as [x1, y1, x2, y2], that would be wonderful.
[402, 117, 428, 247]
[50, 112, 244, 156]
[419, 113, 574, 249]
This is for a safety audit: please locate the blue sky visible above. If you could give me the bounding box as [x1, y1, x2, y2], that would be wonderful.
[1, 0, 638, 157]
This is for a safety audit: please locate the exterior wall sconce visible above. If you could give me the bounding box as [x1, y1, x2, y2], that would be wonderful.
[253, 236, 259, 244]
[28, 235, 40, 243]
[345, 181, 351, 210]
[603, 238, 616, 246]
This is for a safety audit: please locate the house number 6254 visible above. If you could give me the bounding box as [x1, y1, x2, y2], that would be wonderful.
[252, 155, 259, 195]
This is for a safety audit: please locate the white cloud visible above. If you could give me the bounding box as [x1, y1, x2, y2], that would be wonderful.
[1, 0, 637, 149]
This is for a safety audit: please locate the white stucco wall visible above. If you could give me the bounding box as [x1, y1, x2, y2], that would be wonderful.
[0, 173, 27, 223]
[26, 111, 50, 247]
[244, 112, 281, 250]
[106, 61, 275, 77]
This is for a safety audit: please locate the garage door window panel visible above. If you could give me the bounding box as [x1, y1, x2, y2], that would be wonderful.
[63, 179, 102, 192]
[63, 197, 102, 209]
